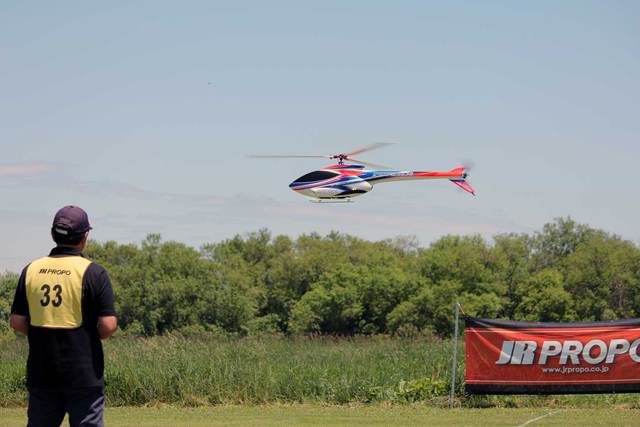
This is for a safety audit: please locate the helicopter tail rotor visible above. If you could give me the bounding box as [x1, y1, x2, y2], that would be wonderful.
[451, 161, 476, 195]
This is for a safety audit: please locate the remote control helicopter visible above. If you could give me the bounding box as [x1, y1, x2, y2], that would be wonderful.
[249, 143, 475, 202]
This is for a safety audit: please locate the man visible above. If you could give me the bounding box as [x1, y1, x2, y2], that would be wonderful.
[10, 205, 117, 427]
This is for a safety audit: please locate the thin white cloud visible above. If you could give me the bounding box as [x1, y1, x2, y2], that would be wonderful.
[69, 179, 228, 206]
[0, 163, 58, 177]
[0, 171, 533, 273]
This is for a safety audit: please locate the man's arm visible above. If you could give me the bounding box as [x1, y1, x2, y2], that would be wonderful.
[88, 264, 117, 339]
[9, 314, 29, 335]
[98, 316, 117, 339]
[10, 267, 29, 335]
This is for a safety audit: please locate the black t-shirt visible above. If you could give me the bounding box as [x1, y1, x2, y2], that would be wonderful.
[11, 247, 116, 389]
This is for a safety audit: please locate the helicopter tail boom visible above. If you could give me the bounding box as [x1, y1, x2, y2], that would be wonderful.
[370, 167, 475, 195]
[411, 167, 466, 179]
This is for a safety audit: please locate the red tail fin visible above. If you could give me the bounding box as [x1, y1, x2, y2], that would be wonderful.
[450, 179, 475, 196]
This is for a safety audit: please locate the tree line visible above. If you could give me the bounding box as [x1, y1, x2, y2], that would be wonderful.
[1, 217, 639, 337]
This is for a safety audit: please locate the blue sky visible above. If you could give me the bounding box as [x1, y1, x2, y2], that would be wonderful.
[2, 1, 639, 272]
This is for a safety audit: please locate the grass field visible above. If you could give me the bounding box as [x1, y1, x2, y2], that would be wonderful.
[1, 405, 640, 426]
[2, 334, 640, 412]
[0, 334, 462, 406]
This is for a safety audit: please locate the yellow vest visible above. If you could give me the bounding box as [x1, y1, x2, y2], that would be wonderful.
[25, 256, 92, 328]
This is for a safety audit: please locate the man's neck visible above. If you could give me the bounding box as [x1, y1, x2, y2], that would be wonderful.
[57, 244, 83, 251]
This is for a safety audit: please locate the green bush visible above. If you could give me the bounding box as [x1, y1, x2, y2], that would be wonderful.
[1, 217, 639, 338]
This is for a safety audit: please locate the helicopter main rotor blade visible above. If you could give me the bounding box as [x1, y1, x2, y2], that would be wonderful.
[345, 142, 395, 157]
[348, 157, 393, 169]
[246, 155, 332, 159]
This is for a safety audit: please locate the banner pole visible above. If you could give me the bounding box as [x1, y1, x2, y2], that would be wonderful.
[450, 301, 460, 408]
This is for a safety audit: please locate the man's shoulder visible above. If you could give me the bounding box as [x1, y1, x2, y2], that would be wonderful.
[84, 261, 110, 280]
[20, 263, 31, 276]
[28, 255, 50, 264]
[23, 256, 50, 272]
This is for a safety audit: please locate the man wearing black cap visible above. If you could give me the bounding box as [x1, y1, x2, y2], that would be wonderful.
[10, 205, 117, 427]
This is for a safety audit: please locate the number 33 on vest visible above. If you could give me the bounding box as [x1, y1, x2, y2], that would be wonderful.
[25, 256, 92, 328]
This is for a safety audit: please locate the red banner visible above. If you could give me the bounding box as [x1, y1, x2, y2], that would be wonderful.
[465, 317, 640, 394]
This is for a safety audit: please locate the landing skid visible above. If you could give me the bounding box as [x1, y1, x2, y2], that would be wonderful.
[307, 198, 353, 203]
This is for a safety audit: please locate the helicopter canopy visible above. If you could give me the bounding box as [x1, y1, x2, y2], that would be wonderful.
[291, 170, 339, 184]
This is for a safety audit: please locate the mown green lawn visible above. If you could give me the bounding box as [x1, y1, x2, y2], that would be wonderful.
[1, 405, 639, 427]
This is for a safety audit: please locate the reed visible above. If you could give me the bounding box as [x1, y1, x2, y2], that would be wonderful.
[1, 334, 637, 408]
[0, 333, 456, 406]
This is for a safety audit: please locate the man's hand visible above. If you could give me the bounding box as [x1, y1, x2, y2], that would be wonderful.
[9, 314, 29, 335]
[98, 316, 117, 339]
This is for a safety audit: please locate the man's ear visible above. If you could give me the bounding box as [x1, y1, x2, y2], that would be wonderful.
[80, 232, 89, 248]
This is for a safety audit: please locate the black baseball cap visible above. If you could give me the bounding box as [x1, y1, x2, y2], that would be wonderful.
[52, 205, 92, 236]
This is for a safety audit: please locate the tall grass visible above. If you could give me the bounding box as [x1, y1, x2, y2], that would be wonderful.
[0, 336, 26, 407]
[1, 334, 638, 408]
[0, 333, 459, 407]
